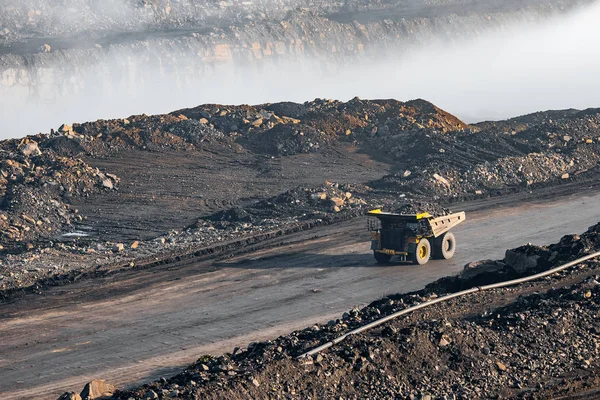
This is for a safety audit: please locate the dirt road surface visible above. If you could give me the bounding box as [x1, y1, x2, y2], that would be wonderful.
[2, 190, 600, 399]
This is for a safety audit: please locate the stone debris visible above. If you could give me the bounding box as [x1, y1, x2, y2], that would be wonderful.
[0, 133, 119, 253]
[206, 181, 370, 228]
[79, 380, 115, 399]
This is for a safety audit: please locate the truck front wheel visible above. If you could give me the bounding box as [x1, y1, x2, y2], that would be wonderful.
[411, 238, 431, 265]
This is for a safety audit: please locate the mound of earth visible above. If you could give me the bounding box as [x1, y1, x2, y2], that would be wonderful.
[205, 181, 371, 227]
[374, 107, 600, 201]
[0, 136, 118, 251]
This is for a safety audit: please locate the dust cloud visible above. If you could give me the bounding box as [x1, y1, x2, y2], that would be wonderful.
[1, 1, 599, 138]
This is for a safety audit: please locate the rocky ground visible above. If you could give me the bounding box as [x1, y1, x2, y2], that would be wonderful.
[1, 97, 600, 298]
[53, 215, 599, 399]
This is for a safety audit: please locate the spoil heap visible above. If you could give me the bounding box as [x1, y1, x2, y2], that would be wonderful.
[0, 135, 118, 252]
[374, 107, 600, 201]
[114, 222, 600, 400]
[206, 181, 370, 228]
[175, 98, 600, 203]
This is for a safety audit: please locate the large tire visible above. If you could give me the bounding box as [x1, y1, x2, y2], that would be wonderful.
[374, 251, 392, 264]
[432, 232, 456, 260]
[411, 238, 431, 265]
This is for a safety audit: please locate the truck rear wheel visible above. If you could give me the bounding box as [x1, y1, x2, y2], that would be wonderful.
[411, 238, 431, 265]
[433, 232, 456, 260]
[374, 251, 392, 264]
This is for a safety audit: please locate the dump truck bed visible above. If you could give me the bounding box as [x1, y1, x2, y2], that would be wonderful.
[368, 210, 466, 238]
[429, 212, 466, 237]
[367, 210, 432, 222]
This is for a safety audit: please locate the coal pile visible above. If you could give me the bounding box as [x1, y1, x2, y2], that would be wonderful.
[390, 201, 451, 216]
[166, 119, 232, 148]
[253, 124, 331, 156]
[375, 108, 600, 201]
[0, 136, 118, 251]
[206, 181, 370, 228]
[113, 222, 600, 400]
[434, 222, 600, 291]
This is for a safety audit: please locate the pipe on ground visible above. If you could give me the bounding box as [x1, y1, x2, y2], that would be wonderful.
[297, 251, 600, 359]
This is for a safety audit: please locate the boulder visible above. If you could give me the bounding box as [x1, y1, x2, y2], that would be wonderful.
[330, 197, 345, 207]
[79, 380, 115, 399]
[433, 173, 450, 187]
[460, 259, 506, 280]
[504, 249, 540, 274]
[19, 140, 42, 157]
[59, 124, 73, 134]
[101, 179, 113, 189]
[143, 390, 159, 399]
[57, 393, 82, 400]
[113, 243, 125, 252]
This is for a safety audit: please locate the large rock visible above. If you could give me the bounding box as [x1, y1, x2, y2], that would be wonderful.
[101, 179, 113, 189]
[330, 197, 345, 207]
[58, 124, 73, 134]
[113, 243, 125, 252]
[461, 250, 542, 281]
[80, 380, 115, 399]
[504, 249, 541, 274]
[432, 173, 450, 187]
[57, 393, 82, 400]
[460, 259, 506, 280]
[19, 140, 42, 157]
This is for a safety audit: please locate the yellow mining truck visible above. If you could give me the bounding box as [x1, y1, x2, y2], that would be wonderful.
[368, 210, 466, 265]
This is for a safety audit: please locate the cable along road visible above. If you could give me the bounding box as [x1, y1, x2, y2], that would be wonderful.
[2, 189, 600, 399]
